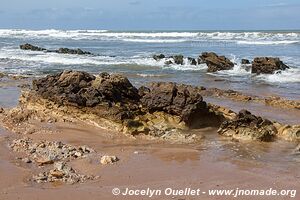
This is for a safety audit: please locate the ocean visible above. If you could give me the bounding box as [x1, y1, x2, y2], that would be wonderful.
[0, 29, 299, 99]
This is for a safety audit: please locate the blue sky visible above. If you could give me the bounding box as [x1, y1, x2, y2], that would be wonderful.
[0, 0, 300, 30]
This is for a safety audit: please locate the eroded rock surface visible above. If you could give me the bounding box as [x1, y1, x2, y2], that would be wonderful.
[33, 162, 97, 184]
[252, 57, 289, 74]
[218, 110, 277, 142]
[20, 43, 92, 55]
[199, 52, 234, 72]
[20, 43, 46, 51]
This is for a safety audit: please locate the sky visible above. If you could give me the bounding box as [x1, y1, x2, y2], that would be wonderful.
[0, 0, 300, 30]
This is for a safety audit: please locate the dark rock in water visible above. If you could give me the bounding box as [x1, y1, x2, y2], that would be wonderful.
[56, 48, 91, 55]
[32, 70, 139, 107]
[241, 59, 250, 64]
[188, 57, 197, 65]
[153, 54, 165, 61]
[141, 82, 220, 127]
[164, 60, 173, 65]
[172, 55, 184, 65]
[199, 52, 234, 72]
[251, 57, 289, 74]
[20, 43, 92, 55]
[20, 43, 46, 51]
[218, 109, 276, 141]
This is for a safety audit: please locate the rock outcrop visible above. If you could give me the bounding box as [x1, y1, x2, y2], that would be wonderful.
[172, 55, 184, 65]
[19, 70, 224, 141]
[20, 43, 92, 55]
[5, 70, 298, 143]
[199, 52, 234, 72]
[218, 110, 277, 142]
[56, 48, 91, 55]
[153, 54, 165, 61]
[251, 57, 289, 74]
[20, 43, 46, 51]
[140, 82, 221, 128]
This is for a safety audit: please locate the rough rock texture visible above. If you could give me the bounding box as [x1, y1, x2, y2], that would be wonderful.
[20, 43, 46, 51]
[20, 43, 92, 55]
[33, 162, 97, 184]
[100, 156, 119, 165]
[13, 70, 226, 142]
[153, 54, 165, 61]
[241, 59, 250, 64]
[10, 138, 94, 165]
[276, 124, 300, 141]
[33, 70, 139, 107]
[8, 70, 298, 143]
[56, 48, 91, 55]
[172, 55, 184, 65]
[251, 57, 289, 74]
[140, 82, 222, 128]
[199, 52, 234, 72]
[218, 110, 277, 142]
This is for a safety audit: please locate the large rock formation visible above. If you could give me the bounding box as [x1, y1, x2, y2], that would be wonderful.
[218, 110, 277, 142]
[140, 82, 221, 127]
[6, 70, 298, 143]
[199, 52, 234, 72]
[251, 57, 289, 74]
[19, 70, 224, 140]
[20, 43, 92, 55]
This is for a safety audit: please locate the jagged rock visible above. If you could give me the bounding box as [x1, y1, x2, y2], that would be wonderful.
[153, 54, 165, 61]
[172, 55, 184, 65]
[218, 110, 276, 141]
[276, 125, 300, 141]
[100, 155, 119, 165]
[252, 57, 289, 74]
[0, 107, 4, 114]
[199, 52, 234, 72]
[20, 43, 92, 55]
[20, 43, 46, 51]
[241, 59, 250, 64]
[141, 82, 221, 127]
[33, 70, 139, 108]
[56, 48, 91, 55]
[188, 57, 197, 65]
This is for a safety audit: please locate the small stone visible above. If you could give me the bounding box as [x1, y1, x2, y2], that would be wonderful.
[54, 162, 65, 171]
[0, 107, 4, 113]
[36, 157, 54, 166]
[100, 155, 119, 165]
[22, 157, 32, 163]
[50, 169, 64, 178]
[74, 151, 83, 158]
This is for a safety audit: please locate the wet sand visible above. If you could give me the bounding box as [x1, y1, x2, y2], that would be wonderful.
[0, 78, 300, 200]
[0, 123, 300, 200]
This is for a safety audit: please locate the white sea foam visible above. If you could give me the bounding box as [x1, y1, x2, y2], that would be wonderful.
[121, 38, 187, 43]
[256, 68, 300, 83]
[237, 40, 299, 45]
[0, 29, 300, 45]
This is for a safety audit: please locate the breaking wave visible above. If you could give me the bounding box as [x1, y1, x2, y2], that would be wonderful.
[0, 29, 299, 45]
